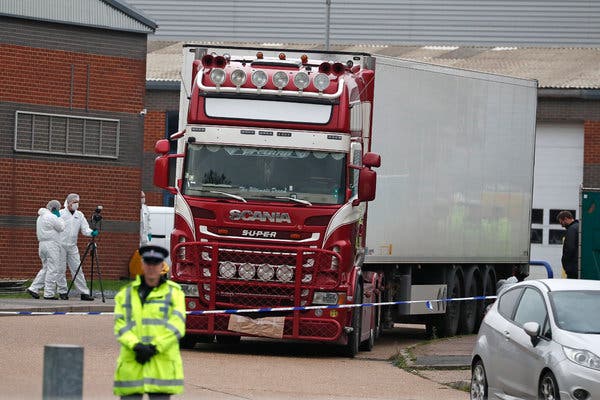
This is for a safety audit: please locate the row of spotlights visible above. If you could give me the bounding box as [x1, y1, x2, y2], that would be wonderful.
[208, 68, 331, 91]
[218, 261, 295, 282]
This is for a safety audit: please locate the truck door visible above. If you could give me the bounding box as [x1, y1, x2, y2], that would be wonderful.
[581, 188, 600, 279]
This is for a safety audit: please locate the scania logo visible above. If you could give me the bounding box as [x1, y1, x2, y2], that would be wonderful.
[229, 210, 291, 224]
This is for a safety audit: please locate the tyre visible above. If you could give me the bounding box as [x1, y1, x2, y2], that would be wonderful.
[344, 282, 363, 357]
[459, 266, 481, 334]
[179, 334, 197, 349]
[470, 359, 488, 400]
[539, 371, 561, 400]
[216, 335, 241, 345]
[435, 266, 463, 337]
[476, 266, 496, 329]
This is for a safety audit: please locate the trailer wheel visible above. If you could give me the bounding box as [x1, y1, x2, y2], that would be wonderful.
[344, 282, 363, 357]
[476, 266, 496, 328]
[459, 266, 481, 334]
[436, 266, 463, 337]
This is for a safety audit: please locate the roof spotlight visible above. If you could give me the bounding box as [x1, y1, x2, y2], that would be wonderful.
[209, 68, 226, 85]
[251, 70, 268, 88]
[273, 71, 289, 89]
[293, 72, 310, 90]
[313, 73, 330, 91]
[230, 69, 247, 86]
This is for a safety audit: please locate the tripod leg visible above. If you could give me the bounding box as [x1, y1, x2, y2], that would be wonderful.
[91, 243, 106, 303]
[67, 242, 93, 296]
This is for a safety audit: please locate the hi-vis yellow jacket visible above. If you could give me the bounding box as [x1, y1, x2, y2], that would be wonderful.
[113, 276, 186, 396]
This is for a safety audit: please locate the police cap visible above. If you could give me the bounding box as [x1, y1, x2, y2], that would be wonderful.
[139, 245, 169, 265]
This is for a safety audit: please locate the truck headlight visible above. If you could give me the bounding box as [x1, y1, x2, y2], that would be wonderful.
[563, 346, 600, 370]
[238, 263, 256, 280]
[273, 71, 289, 89]
[313, 292, 339, 305]
[180, 283, 199, 297]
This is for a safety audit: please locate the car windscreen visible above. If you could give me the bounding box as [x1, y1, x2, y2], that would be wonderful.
[182, 144, 346, 205]
[549, 290, 600, 333]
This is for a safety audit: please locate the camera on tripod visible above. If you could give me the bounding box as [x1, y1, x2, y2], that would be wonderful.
[90, 205, 103, 230]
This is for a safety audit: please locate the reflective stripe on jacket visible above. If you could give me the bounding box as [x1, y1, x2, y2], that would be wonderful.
[113, 276, 186, 396]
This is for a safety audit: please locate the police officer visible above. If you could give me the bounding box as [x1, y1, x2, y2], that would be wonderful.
[113, 245, 185, 399]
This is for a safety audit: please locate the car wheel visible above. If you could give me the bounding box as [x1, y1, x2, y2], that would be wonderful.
[470, 359, 488, 400]
[539, 371, 560, 400]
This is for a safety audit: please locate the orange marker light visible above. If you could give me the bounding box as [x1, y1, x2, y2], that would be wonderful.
[279, 52, 286, 60]
[301, 54, 308, 64]
[290, 233, 301, 239]
[256, 52, 264, 59]
[217, 229, 229, 235]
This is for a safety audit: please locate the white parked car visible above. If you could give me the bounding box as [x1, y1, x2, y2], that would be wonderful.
[471, 279, 600, 400]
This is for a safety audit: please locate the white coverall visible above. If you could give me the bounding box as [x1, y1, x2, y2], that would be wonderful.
[29, 208, 67, 297]
[60, 208, 94, 294]
[140, 202, 151, 246]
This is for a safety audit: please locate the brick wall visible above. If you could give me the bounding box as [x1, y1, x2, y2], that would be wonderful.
[584, 121, 600, 187]
[0, 18, 148, 280]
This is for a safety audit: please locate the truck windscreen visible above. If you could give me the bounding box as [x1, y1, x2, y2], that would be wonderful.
[182, 144, 347, 205]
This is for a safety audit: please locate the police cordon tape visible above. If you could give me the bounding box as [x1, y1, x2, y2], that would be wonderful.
[0, 295, 497, 316]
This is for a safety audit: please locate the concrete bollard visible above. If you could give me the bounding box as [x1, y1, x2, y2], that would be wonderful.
[42, 344, 83, 400]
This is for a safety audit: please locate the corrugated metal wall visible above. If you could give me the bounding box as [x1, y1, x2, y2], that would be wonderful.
[0, 0, 153, 32]
[126, 0, 600, 46]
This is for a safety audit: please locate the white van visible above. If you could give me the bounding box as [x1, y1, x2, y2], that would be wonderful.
[147, 206, 174, 266]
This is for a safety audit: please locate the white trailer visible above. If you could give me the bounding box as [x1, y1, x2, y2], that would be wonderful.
[365, 56, 538, 336]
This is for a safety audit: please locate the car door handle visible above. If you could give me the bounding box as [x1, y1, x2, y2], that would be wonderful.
[503, 330, 510, 340]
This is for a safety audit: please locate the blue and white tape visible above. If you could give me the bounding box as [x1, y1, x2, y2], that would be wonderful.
[0, 295, 496, 316]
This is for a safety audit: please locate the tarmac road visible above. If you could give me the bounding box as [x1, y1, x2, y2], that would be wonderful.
[0, 313, 469, 400]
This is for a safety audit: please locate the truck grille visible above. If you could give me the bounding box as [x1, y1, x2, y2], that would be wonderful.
[172, 241, 341, 309]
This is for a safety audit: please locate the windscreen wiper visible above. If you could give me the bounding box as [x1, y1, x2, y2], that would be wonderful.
[196, 189, 247, 203]
[274, 196, 312, 206]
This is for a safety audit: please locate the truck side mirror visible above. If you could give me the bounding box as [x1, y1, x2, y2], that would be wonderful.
[155, 139, 170, 155]
[153, 155, 170, 190]
[353, 167, 377, 206]
[362, 152, 381, 168]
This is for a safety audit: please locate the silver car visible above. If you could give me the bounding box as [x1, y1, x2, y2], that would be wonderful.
[471, 279, 600, 400]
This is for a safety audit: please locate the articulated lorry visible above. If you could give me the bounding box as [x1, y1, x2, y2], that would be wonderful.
[153, 45, 537, 356]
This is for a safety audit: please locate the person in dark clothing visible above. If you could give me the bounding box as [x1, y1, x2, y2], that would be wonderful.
[557, 210, 579, 279]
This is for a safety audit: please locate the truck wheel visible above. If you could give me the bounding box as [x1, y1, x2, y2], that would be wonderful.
[459, 266, 481, 334]
[436, 266, 463, 337]
[216, 335, 241, 344]
[344, 282, 363, 357]
[180, 334, 198, 349]
[476, 266, 496, 329]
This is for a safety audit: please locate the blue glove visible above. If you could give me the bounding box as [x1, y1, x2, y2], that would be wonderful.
[91, 230, 98, 237]
[51, 209, 60, 217]
[147, 234, 152, 242]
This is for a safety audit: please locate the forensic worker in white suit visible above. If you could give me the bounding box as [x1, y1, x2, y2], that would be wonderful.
[60, 193, 97, 301]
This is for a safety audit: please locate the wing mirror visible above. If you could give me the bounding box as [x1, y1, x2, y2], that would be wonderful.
[523, 321, 541, 346]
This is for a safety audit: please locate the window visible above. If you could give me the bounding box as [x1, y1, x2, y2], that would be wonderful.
[514, 288, 548, 328]
[14, 111, 119, 159]
[498, 287, 523, 319]
[549, 229, 566, 245]
[531, 209, 543, 224]
[550, 209, 576, 224]
[530, 228, 543, 244]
